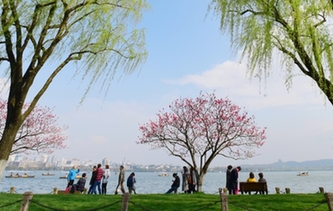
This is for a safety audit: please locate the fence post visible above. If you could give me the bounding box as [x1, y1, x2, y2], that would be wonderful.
[121, 192, 130, 211]
[19, 192, 33, 211]
[219, 188, 228, 211]
[285, 188, 290, 194]
[319, 187, 325, 194]
[53, 188, 58, 194]
[325, 193, 333, 211]
[10, 187, 15, 194]
[275, 187, 280, 194]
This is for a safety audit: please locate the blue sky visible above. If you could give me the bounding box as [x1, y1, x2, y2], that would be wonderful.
[13, 0, 333, 167]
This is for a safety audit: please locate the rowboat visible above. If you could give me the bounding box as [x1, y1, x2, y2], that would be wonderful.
[59, 174, 82, 179]
[42, 172, 55, 176]
[297, 172, 308, 176]
[5, 174, 35, 178]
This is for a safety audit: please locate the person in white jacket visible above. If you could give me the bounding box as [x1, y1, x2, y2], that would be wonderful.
[102, 164, 110, 194]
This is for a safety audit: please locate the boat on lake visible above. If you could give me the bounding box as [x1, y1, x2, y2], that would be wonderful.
[42, 172, 55, 176]
[158, 173, 169, 177]
[5, 173, 35, 178]
[59, 174, 83, 179]
[297, 172, 308, 176]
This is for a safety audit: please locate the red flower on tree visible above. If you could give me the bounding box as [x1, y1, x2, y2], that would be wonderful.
[0, 100, 67, 155]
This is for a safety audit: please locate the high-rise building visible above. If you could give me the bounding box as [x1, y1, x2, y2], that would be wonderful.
[40, 154, 48, 163]
[14, 154, 23, 162]
[102, 158, 110, 166]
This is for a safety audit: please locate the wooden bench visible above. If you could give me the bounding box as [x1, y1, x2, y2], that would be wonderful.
[53, 187, 86, 194]
[239, 182, 268, 195]
[56, 190, 82, 194]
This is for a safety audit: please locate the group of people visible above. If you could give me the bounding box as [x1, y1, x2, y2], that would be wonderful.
[225, 165, 267, 195]
[66, 164, 136, 194]
[165, 166, 197, 194]
[66, 164, 267, 195]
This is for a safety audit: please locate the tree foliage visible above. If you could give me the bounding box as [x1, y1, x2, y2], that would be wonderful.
[0, 0, 149, 179]
[0, 100, 67, 155]
[138, 92, 266, 192]
[209, 0, 333, 105]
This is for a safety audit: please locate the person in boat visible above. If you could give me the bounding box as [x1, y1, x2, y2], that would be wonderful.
[67, 165, 80, 189]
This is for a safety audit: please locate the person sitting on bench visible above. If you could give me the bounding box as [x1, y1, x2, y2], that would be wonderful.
[71, 173, 87, 193]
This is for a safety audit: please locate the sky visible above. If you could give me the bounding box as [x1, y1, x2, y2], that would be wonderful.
[7, 0, 333, 167]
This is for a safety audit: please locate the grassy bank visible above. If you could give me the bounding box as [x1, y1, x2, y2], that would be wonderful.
[0, 192, 328, 211]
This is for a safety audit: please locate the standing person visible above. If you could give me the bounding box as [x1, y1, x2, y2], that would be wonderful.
[225, 165, 233, 194]
[67, 165, 80, 189]
[116, 165, 126, 194]
[102, 165, 110, 194]
[188, 167, 197, 193]
[165, 173, 180, 194]
[181, 166, 189, 193]
[87, 166, 97, 194]
[91, 164, 104, 194]
[228, 166, 241, 195]
[126, 172, 136, 194]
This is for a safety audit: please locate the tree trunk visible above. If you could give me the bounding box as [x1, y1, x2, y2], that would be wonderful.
[0, 129, 18, 180]
[197, 173, 205, 192]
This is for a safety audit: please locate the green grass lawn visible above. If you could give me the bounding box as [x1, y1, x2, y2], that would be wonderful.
[0, 192, 329, 211]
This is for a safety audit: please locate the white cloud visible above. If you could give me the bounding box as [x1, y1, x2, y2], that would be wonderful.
[165, 60, 329, 111]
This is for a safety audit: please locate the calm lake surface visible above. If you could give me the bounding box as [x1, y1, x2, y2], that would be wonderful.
[0, 170, 332, 194]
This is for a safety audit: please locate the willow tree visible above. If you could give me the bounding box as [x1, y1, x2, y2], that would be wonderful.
[0, 0, 149, 179]
[210, 0, 333, 105]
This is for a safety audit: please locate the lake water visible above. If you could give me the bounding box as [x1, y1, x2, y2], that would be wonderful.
[0, 170, 332, 194]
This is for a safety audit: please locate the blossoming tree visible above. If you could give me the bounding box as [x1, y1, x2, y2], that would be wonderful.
[138, 92, 266, 192]
[0, 100, 67, 155]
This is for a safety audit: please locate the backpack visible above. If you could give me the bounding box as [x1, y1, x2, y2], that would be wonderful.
[127, 176, 133, 187]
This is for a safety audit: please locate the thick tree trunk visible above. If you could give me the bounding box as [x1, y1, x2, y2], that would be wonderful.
[0, 130, 17, 180]
[197, 174, 205, 192]
[0, 102, 23, 181]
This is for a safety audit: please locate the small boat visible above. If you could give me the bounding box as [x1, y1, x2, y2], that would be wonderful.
[59, 174, 83, 179]
[42, 172, 55, 176]
[158, 173, 169, 177]
[5, 174, 35, 178]
[297, 172, 308, 176]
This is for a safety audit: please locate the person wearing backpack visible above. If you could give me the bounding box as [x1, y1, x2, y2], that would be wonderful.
[126, 172, 136, 194]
